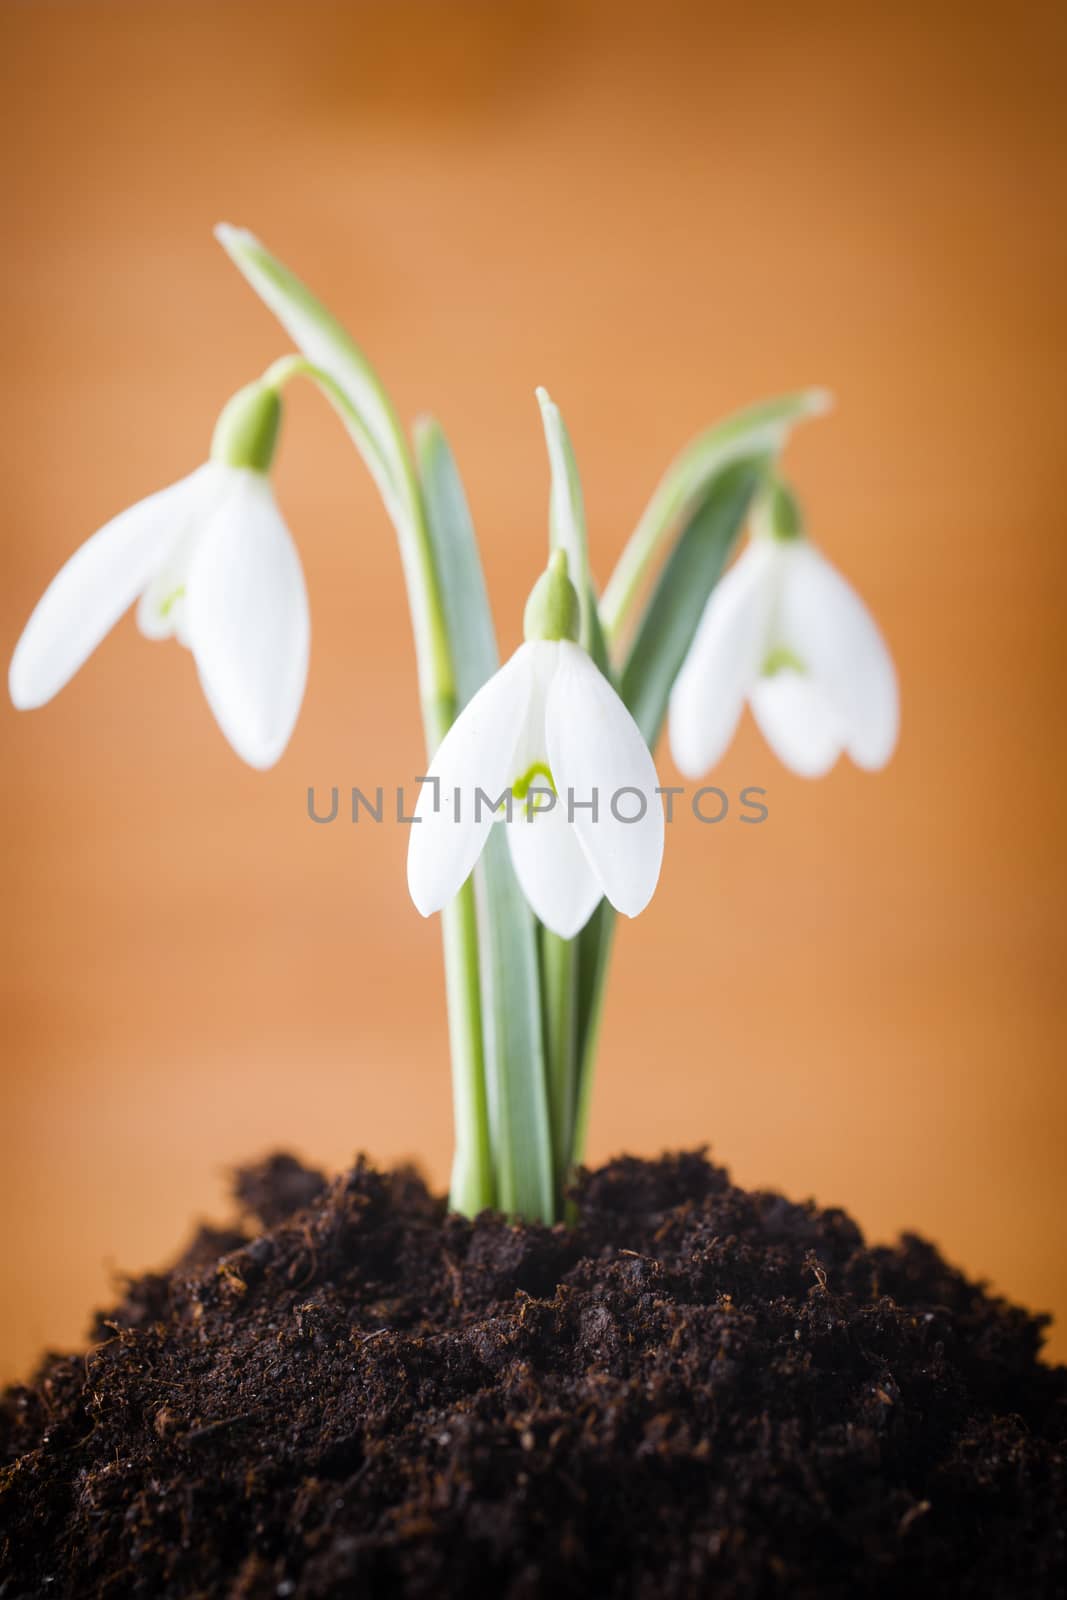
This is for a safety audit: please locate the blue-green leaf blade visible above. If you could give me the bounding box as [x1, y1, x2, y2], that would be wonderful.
[415, 418, 498, 706]
[416, 419, 555, 1224]
[620, 455, 769, 749]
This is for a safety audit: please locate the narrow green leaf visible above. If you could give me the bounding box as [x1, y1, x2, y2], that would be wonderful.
[620, 455, 769, 748]
[535, 387, 613, 674]
[572, 899, 616, 1167]
[541, 924, 579, 1194]
[536, 389, 590, 641]
[416, 423, 497, 1214]
[414, 418, 498, 708]
[533, 390, 615, 1197]
[440, 888, 495, 1218]
[475, 829, 556, 1222]
[416, 418, 555, 1224]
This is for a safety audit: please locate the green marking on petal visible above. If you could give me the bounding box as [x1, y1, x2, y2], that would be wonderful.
[512, 762, 556, 801]
[159, 585, 186, 620]
[762, 644, 806, 677]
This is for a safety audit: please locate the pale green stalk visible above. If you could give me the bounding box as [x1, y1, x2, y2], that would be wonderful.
[261, 356, 455, 741]
[441, 885, 494, 1216]
[599, 390, 830, 646]
[541, 926, 578, 1192]
[571, 909, 616, 1168]
[256, 352, 493, 1217]
[534, 391, 596, 1200]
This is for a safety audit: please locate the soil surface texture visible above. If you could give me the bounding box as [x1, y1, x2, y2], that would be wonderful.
[2, 1150, 1064, 1597]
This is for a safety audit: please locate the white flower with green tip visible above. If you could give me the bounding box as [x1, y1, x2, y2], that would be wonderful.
[670, 481, 899, 779]
[8, 381, 309, 771]
[408, 553, 664, 940]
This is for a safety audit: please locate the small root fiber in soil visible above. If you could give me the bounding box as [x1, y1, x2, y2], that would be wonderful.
[1, 1150, 1065, 1597]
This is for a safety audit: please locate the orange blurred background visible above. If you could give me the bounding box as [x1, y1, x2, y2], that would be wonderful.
[2, 0, 1065, 1384]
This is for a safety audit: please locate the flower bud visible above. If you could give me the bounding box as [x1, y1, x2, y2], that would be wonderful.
[756, 478, 805, 543]
[523, 549, 581, 643]
[210, 381, 282, 474]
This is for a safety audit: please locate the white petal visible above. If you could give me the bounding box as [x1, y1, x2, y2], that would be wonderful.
[776, 541, 899, 771]
[668, 538, 776, 778]
[9, 468, 210, 710]
[136, 464, 238, 642]
[546, 642, 663, 919]
[749, 669, 844, 778]
[505, 798, 603, 939]
[184, 473, 309, 770]
[406, 645, 534, 916]
[507, 637, 559, 777]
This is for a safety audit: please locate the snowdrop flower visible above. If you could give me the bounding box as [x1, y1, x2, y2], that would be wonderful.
[670, 480, 898, 779]
[9, 381, 309, 770]
[408, 552, 664, 939]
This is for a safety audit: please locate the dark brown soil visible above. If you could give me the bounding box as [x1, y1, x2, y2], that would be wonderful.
[2, 1150, 1065, 1598]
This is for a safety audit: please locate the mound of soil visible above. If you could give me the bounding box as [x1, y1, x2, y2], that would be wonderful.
[2, 1151, 1064, 1597]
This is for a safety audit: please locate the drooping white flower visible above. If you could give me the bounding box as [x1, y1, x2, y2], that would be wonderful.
[669, 482, 898, 779]
[8, 383, 309, 770]
[408, 556, 663, 939]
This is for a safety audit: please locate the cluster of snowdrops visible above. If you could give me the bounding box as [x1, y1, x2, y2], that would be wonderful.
[9, 227, 897, 1223]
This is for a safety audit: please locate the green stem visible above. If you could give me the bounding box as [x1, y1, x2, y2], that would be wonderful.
[541, 928, 578, 1197]
[534, 391, 598, 1214]
[442, 891, 495, 1215]
[572, 908, 617, 1169]
[263, 354, 455, 734]
[474, 829, 556, 1224]
[598, 390, 830, 647]
[263, 353, 493, 1216]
